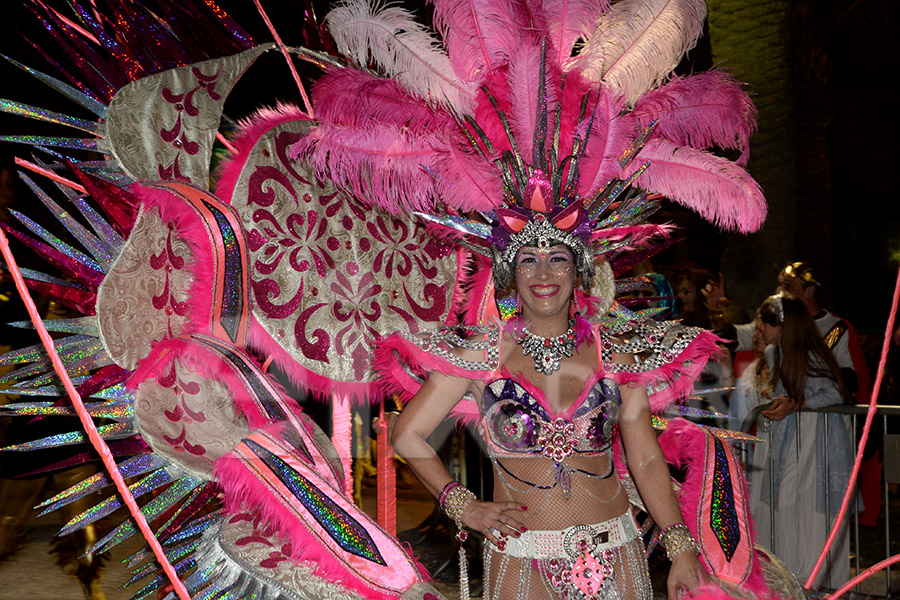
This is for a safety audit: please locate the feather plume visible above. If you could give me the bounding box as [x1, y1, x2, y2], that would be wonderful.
[576, 90, 635, 197]
[326, 0, 476, 110]
[432, 143, 503, 210]
[506, 40, 548, 162]
[432, 0, 529, 83]
[291, 122, 445, 214]
[575, 0, 707, 107]
[633, 71, 757, 165]
[627, 138, 766, 233]
[311, 68, 453, 132]
[534, 0, 611, 66]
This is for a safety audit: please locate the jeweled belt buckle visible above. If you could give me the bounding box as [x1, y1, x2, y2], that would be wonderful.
[563, 525, 607, 559]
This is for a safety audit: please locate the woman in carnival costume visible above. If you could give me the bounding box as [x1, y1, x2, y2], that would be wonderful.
[0, 0, 788, 598]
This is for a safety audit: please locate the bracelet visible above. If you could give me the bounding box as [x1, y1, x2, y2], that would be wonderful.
[441, 484, 476, 528]
[438, 481, 461, 508]
[659, 523, 700, 561]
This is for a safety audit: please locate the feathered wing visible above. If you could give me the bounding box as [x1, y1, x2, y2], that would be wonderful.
[627, 138, 766, 233]
[326, 0, 476, 110]
[531, 0, 611, 66]
[432, 0, 530, 83]
[574, 0, 707, 107]
[632, 71, 757, 165]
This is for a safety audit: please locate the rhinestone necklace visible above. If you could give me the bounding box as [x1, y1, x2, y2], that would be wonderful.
[517, 320, 576, 375]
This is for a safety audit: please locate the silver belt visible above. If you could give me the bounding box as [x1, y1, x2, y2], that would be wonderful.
[492, 512, 639, 559]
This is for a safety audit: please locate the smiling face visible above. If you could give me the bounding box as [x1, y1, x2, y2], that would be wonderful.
[515, 244, 576, 321]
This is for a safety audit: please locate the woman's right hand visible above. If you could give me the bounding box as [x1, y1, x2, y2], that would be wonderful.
[761, 395, 797, 421]
[460, 500, 527, 546]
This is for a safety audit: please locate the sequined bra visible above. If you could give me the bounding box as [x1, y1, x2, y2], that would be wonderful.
[479, 375, 621, 461]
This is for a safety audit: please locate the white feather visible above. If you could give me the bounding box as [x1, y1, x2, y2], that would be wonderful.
[326, 0, 477, 112]
[573, 0, 707, 107]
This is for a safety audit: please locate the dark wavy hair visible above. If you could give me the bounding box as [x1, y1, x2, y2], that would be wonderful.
[756, 294, 846, 405]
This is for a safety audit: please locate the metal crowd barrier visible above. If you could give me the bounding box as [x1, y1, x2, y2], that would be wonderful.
[734, 403, 900, 596]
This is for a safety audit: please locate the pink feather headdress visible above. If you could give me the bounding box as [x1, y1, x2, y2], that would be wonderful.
[292, 0, 766, 317]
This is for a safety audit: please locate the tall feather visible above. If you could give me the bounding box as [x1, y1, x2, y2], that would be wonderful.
[432, 0, 529, 83]
[632, 71, 757, 165]
[576, 89, 636, 197]
[626, 138, 766, 233]
[533, 0, 611, 66]
[326, 0, 476, 111]
[505, 40, 554, 162]
[575, 0, 707, 107]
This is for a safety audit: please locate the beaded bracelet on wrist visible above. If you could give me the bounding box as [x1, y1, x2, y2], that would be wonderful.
[442, 484, 476, 529]
[659, 523, 700, 561]
[438, 481, 461, 508]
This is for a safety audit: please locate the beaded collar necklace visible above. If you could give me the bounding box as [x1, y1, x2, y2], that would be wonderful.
[517, 319, 577, 375]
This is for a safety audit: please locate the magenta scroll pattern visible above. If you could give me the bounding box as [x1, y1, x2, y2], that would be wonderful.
[233, 121, 459, 385]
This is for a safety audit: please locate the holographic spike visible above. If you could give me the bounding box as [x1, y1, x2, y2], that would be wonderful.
[0, 98, 103, 135]
[89, 477, 204, 555]
[20, 174, 116, 268]
[0, 400, 131, 419]
[0, 382, 127, 400]
[618, 120, 657, 169]
[57, 468, 173, 536]
[129, 556, 197, 600]
[9, 316, 100, 336]
[0, 135, 101, 151]
[125, 510, 223, 569]
[1, 54, 108, 118]
[8, 209, 104, 272]
[664, 404, 727, 420]
[156, 483, 219, 539]
[413, 212, 492, 239]
[0, 421, 133, 452]
[690, 386, 737, 398]
[614, 276, 652, 293]
[162, 559, 219, 600]
[13, 268, 88, 290]
[37, 454, 165, 516]
[72, 197, 125, 253]
[121, 538, 202, 588]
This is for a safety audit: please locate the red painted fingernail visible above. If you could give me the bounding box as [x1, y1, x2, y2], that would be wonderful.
[521, 506, 528, 511]
[514, 532, 521, 538]
[521, 526, 528, 532]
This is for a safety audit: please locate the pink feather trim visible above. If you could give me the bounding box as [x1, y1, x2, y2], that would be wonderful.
[214, 104, 312, 204]
[134, 184, 217, 337]
[611, 329, 721, 413]
[128, 336, 306, 430]
[247, 319, 379, 404]
[539, 0, 611, 67]
[214, 437, 426, 600]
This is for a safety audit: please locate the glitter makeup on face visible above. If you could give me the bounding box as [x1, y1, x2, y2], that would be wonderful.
[710, 437, 740, 560]
[245, 439, 386, 565]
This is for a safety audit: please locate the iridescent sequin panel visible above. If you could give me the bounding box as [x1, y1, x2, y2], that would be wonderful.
[244, 439, 386, 565]
[710, 437, 740, 560]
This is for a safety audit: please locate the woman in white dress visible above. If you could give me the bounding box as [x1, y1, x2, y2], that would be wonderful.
[735, 294, 853, 589]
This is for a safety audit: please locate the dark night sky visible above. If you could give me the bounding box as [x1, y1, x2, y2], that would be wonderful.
[1, 1, 897, 338]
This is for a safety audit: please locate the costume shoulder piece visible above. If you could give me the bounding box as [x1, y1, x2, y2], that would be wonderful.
[374, 325, 502, 401]
[597, 308, 722, 413]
